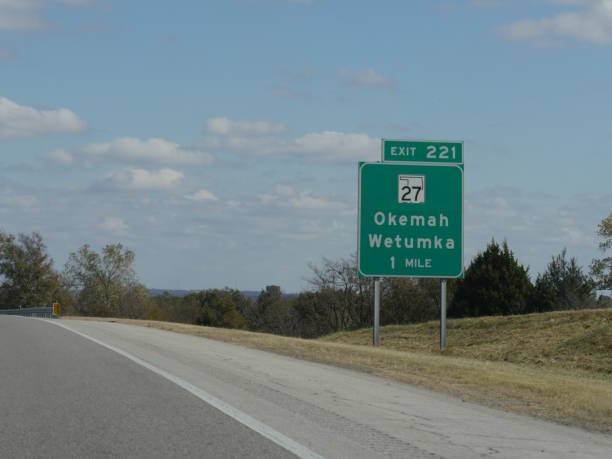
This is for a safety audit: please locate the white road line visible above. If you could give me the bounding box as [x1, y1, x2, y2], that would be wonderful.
[48, 320, 326, 459]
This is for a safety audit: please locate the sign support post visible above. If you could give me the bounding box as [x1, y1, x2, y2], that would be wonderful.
[440, 280, 447, 350]
[373, 278, 381, 346]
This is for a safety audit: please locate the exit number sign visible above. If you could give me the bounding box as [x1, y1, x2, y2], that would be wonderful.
[382, 139, 463, 164]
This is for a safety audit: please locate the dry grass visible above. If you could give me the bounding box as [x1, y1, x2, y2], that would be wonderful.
[63, 311, 612, 434]
[323, 309, 612, 376]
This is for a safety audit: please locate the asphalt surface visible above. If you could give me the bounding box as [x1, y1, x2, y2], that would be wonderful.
[2, 317, 612, 459]
[0, 316, 295, 459]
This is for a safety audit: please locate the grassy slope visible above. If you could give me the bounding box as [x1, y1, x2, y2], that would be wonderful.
[322, 309, 612, 376]
[64, 309, 612, 433]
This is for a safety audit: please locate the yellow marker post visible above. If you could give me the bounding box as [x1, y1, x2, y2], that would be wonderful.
[52, 303, 60, 316]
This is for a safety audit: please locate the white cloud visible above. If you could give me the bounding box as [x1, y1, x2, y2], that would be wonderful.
[202, 117, 379, 162]
[0, 0, 44, 30]
[293, 131, 379, 161]
[205, 117, 286, 136]
[271, 87, 311, 99]
[471, 0, 501, 6]
[501, 0, 612, 45]
[83, 137, 213, 165]
[465, 187, 602, 273]
[185, 189, 218, 202]
[0, 96, 86, 138]
[60, 0, 94, 5]
[0, 191, 37, 207]
[0, 0, 92, 31]
[47, 148, 75, 166]
[98, 168, 184, 191]
[0, 48, 13, 59]
[259, 184, 345, 210]
[338, 68, 393, 89]
[97, 216, 128, 233]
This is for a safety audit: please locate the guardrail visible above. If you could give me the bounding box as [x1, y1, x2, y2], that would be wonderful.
[0, 306, 57, 318]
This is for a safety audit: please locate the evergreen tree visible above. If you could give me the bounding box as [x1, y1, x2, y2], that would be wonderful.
[191, 289, 248, 329]
[532, 249, 595, 312]
[450, 240, 533, 317]
[250, 285, 295, 335]
[291, 291, 337, 338]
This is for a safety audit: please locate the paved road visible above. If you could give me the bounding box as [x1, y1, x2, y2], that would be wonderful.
[0, 316, 295, 459]
[2, 317, 611, 458]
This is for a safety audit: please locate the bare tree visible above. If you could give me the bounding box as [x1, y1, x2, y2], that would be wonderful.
[307, 255, 373, 332]
[591, 213, 612, 291]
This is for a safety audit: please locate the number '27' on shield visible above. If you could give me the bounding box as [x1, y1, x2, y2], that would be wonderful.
[398, 175, 425, 204]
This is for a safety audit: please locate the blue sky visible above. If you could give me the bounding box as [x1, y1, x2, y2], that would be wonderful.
[1, 0, 611, 291]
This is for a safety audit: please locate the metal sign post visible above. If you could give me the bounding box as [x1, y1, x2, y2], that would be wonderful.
[440, 280, 447, 350]
[373, 278, 381, 346]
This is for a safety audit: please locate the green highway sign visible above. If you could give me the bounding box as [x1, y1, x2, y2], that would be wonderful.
[382, 139, 463, 164]
[358, 162, 463, 278]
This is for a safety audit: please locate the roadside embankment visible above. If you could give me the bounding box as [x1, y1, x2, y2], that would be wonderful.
[64, 309, 612, 434]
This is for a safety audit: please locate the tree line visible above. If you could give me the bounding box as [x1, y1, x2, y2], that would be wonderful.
[1, 212, 611, 338]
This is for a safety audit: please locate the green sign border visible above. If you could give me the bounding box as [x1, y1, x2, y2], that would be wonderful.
[381, 139, 464, 164]
[357, 161, 464, 279]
